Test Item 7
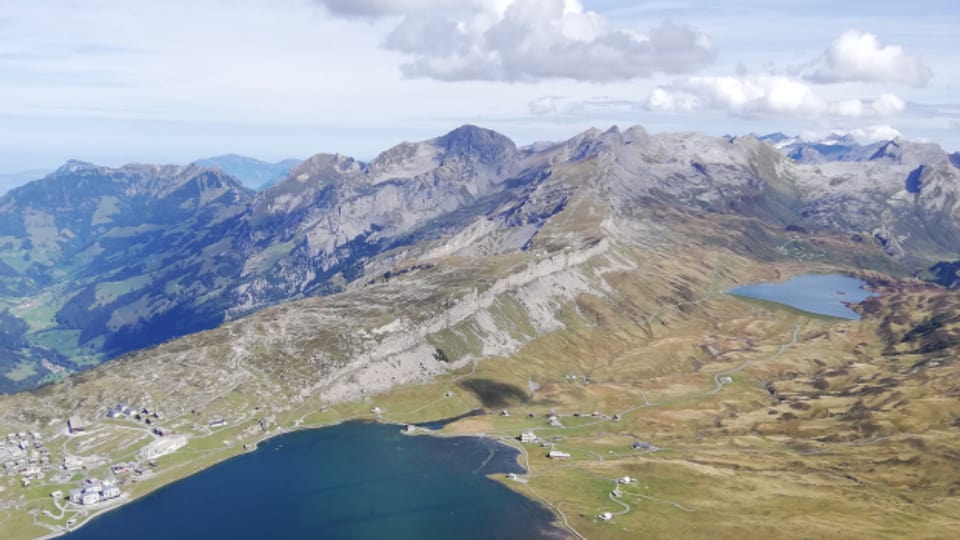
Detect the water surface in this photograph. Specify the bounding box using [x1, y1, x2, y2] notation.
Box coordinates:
[64, 421, 565, 540]
[729, 274, 877, 319]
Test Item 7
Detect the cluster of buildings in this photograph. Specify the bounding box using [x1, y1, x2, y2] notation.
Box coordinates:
[106, 403, 163, 426]
[66, 478, 122, 506]
[2, 432, 51, 486]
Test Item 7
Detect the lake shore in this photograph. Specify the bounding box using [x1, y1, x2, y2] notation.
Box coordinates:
[52, 418, 567, 540]
[41, 411, 570, 540]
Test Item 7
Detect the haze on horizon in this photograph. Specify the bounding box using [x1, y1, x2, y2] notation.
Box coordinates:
[1, 0, 957, 179]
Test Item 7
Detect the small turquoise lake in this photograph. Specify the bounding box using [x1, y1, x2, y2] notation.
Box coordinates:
[63, 421, 566, 540]
[729, 274, 877, 320]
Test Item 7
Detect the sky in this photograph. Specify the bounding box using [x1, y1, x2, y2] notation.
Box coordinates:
[1, 0, 958, 179]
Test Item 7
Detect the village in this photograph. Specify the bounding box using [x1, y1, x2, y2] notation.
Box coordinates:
[0, 397, 216, 535]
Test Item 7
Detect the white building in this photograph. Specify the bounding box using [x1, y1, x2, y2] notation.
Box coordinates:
[548, 450, 571, 460]
[68, 489, 83, 504]
[101, 485, 121, 500]
[519, 431, 537, 444]
[81, 491, 100, 505]
[138, 435, 188, 460]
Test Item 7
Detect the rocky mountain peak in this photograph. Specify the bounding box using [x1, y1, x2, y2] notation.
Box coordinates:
[869, 140, 903, 162]
[434, 124, 517, 164]
[288, 153, 363, 184]
[54, 160, 99, 175]
[622, 125, 650, 144]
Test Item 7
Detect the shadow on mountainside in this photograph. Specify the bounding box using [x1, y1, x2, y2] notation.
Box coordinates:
[458, 378, 530, 408]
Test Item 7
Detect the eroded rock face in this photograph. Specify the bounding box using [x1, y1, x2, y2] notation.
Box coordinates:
[2, 124, 958, 390]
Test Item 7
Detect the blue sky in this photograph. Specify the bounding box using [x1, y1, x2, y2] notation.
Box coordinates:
[1, 0, 957, 179]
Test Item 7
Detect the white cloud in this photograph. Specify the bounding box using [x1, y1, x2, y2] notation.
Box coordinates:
[320, 0, 714, 82]
[646, 88, 699, 112]
[646, 75, 906, 119]
[799, 125, 903, 144]
[529, 96, 561, 115]
[869, 93, 906, 116]
[851, 124, 903, 142]
[809, 30, 932, 88]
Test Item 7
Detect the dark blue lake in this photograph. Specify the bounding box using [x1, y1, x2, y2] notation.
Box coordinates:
[729, 274, 877, 320]
[64, 422, 566, 540]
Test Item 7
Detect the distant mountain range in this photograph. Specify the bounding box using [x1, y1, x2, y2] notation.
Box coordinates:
[0, 155, 300, 196]
[192, 154, 301, 190]
[1, 125, 959, 391]
[757, 132, 948, 165]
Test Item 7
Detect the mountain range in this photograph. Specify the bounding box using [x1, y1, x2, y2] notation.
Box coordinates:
[192, 154, 301, 190]
[1, 125, 958, 392]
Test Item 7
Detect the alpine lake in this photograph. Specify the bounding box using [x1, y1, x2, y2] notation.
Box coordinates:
[62, 421, 566, 540]
[728, 273, 877, 320]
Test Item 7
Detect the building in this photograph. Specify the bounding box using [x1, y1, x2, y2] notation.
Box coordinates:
[138, 435, 188, 460]
[67, 416, 88, 434]
[81, 491, 100, 505]
[68, 489, 83, 504]
[519, 431, 537, 444]
[597, 512, 613, 522]
[101, 485, 121, 500]
[209, 420, 228, 428]
[548, 450, 571, 460]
